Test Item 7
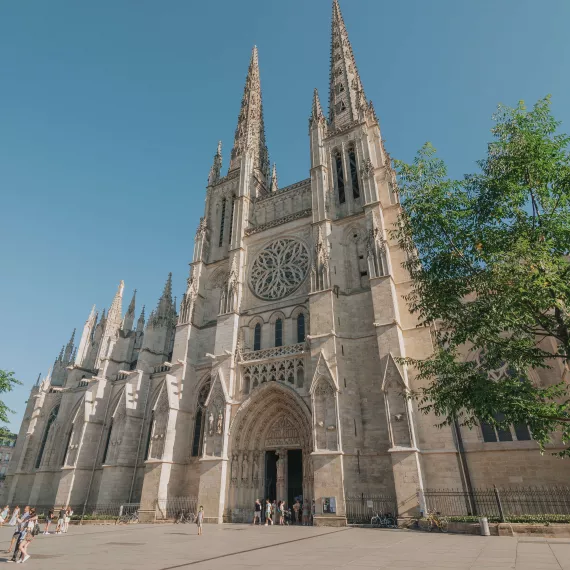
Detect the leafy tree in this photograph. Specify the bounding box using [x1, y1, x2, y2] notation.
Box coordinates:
[393, 96, 570, 456]
[0, 369, 22, 438]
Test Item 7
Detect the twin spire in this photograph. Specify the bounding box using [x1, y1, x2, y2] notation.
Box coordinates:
[210, 2, 371, 186]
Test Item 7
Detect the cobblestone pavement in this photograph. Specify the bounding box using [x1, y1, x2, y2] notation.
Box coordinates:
[1, 523, 569, 569]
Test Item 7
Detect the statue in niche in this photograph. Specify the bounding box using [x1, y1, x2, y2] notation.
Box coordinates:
[276, 452, 285, 481]
[208, 412, 214, 436]
[253, 454, 259, 479]
[230, 454, 238, 480]
[242, 454, 249, 479]
[216, 411, 223, 435]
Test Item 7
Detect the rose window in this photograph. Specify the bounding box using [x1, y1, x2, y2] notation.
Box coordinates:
[249, 238, 310, 300]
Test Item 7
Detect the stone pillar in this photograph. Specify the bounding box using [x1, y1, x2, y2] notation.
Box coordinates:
[276, 449, 287, 505]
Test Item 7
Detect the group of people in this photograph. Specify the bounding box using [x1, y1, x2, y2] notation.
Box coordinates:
[1, 505, 74, 563]
[253, 499, 311, 526]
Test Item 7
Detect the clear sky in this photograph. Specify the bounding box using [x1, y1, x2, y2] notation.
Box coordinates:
[1, 0, 569, 433]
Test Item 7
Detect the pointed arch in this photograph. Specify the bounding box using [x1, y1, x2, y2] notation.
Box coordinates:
[35, 404, 60, 468]
[191, 375, 211, 457]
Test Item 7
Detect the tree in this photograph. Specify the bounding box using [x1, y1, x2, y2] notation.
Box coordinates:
[0, 369, 22, 438]
[393, 96, 570, 456]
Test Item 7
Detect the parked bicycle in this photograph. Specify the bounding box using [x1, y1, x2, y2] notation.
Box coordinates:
[370, 512, 397, 528]
[174, 510, 196, 524]
[425, 511, 448, 533]
[117, 510, 139, 525]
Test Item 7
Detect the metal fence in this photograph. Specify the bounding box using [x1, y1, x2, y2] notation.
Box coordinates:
[154, 497, 198, 521]
[422, 486, 570, 520]
[23, 502, 140, 521]
[346, 495, 398, 524]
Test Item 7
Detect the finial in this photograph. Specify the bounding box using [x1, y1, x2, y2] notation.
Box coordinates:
[270, 163, 278, 193]
[208, 141, 223, 185]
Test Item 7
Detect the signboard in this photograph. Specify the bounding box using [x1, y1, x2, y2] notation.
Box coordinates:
[322, 497, 336, 514]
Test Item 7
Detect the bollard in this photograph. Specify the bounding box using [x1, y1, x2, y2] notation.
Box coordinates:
[479, 516, 490, 536]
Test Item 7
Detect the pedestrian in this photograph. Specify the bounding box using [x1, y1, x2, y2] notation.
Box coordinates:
[55, 505, 66, 534]
[8, 506, 20, 527]
[8, 506, 30, 561]
[252, 499, 261, 525]
[43, 508, 54, 534]
[293, 499, 300, 525]
[278, 501, 285, 525]
[196, 506, 204, 536]
[16, 508, 38, 563]
[63, 506, 73, 533]
[264, 499, 273, 526]
[0, 505, 10, 526]
[302, 501, 309, 526]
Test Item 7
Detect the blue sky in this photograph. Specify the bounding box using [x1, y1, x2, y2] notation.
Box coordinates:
[1, 0, 569, 432]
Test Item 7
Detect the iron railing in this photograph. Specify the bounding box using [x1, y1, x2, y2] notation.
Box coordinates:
[19, 502, 140, 521]
[154, 497, 198, 521]
[346, 494, 398, 524]
[422, 486, 570, 520]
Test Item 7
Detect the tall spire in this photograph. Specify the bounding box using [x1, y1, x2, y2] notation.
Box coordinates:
[329, 0, 368, 129]
[63, 328, 76, 363]
[270, 163, 278, 193]
[136, 305, 146, 332]
[208, 141, 223, 185]
[107, 280, 124, 329]
[228, 46, 270, 180]
[122, 289, 137, 331]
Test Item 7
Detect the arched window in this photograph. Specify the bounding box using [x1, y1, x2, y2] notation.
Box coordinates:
[102, 418, 113, 464]
[228, 195, 236, 244]
[254, 323, 261, 351]
[144, 411, 155, 460]
[334, 151, 345, 204]
[61, 428, 73, 466]
[348, 147, 360, 199]
[243, 375, 251, 395]
[218, 198, 226, 247]
[35, 405, 59, 468]
[191, 381, 210, 457]
[275, 319, 283, 347]
[297, 313, 306, 343]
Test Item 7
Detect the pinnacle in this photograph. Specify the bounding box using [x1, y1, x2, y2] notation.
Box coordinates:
[208, 141, 223, 185]
[270, 163, 278, 192]
[311, 88, 325, 122]
[127, 289, 137, 314]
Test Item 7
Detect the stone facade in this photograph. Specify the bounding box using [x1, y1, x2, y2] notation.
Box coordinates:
[2, 0, 567, 524]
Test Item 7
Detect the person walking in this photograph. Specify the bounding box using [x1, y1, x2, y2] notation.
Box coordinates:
[196, 506, 204, 536]
[292, 500, 301, 525]
[302, 501, 309, 526]
[252, 499, 261, 525]
[55, 506, 66, 534]
[63, 507, 73, 533]
[43, 508, 54, 534]
[0, 505, 10, 526]
[16, 508, 38, 563]
[8, 506, 30, 561]
[8, 506, 20, 527]
[264, 499, 273, 526]
[278, 501, 286, 526]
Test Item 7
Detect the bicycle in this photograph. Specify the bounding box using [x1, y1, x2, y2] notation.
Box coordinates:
[425, 511, 448, 533]
[370, 512, 397, 528]
[117, 510, 139, 525]
[174, 511, 196, 524]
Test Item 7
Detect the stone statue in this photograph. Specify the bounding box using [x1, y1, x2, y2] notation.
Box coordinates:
[253, 454, 259, 479]
[208, 412, 214, 436]
[242, 454, 249, 479]
[230, 454, 237, 479]
[276, 452, 285, 481]
[216, 411, 223, 435]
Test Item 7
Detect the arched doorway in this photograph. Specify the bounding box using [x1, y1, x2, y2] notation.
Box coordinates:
[227, 383, 313, 521]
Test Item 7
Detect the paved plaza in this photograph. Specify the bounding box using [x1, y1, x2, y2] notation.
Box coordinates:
[1, 523, 569, 570]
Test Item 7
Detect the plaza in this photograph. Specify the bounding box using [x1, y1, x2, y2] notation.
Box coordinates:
[1, 523, 569, 570]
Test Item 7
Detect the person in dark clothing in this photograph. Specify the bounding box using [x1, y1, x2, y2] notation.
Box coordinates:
[9, 506, 30, 562]
[252, 499, 262, 525]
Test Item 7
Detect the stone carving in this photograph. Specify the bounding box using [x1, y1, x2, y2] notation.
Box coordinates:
[244, 208, 312, 237]
[249, 238, 310, 301]
[240, 342, 307, 362]
[208, 412, 214, 436]
[266, 417, 300, 448]
[217, 412, 223, 435]
[242, 454, 249, 479]
[242, 356, 305, 393]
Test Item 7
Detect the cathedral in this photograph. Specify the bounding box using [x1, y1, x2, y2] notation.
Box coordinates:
[4, 1, 567, 525]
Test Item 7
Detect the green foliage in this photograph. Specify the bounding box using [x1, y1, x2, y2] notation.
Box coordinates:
[0, 370, 22, 437]
[393, 97, 570, 455]
[447, 515, 570, 524]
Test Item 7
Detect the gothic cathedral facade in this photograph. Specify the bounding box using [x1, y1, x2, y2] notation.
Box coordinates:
[4, 1, 567, 524]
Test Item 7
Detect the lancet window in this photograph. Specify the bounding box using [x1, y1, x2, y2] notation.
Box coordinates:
[297, 313, 306, 343]
[191, 380, 211, 457]
[228, 195, 236, 244]
[334, 151, 345, 204]
[275, 319, 283, 347]
[35, 405, 59, 469]
[61, 428, 73, 466]
[253, 323, 261, 351]
[219, 198, 227, 247]
[102, 418, 113, 464]
[348, 146, 360, 199]
[144, 410, 154, 460]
